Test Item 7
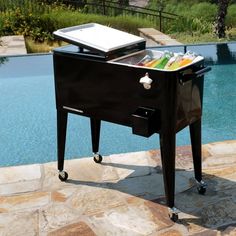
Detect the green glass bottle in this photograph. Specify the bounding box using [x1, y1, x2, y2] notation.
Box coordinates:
[154, 51, 173, 69]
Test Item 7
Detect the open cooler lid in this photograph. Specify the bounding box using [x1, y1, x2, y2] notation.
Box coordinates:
[53, 23, 146, 60]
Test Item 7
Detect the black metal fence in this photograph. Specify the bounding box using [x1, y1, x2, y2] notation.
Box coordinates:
[62, 0, 179, 32]
[0, 0, 179, 32]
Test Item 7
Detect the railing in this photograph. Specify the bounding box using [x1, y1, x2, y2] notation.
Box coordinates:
[62, 0, 179, 32]
[0, 0, 179, 32]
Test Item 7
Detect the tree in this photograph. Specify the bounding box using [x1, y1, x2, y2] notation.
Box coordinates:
[214, 0, 230, 38]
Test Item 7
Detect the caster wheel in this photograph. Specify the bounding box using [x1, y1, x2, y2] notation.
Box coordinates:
[170, 213, 178, 222]
[93, 154, 103, 163]
[58, 171, 68, 182]
[197, 186, 206, 195]
[196, 180, 206, 195]
[168, 207, 179, 222]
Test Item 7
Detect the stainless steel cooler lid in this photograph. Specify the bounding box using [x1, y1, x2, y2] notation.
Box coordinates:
[53, 23, 146, 55]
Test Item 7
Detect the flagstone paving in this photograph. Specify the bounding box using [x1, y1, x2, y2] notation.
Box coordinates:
[0, 140, 236, 235]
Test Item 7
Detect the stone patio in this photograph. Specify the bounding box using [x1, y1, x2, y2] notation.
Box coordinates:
[0, 140, 236, 235]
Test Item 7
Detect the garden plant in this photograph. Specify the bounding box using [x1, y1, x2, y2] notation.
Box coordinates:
[0, 0, 236, 52]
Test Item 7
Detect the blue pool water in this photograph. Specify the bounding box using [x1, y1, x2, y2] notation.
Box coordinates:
[0, 43, 236, 167]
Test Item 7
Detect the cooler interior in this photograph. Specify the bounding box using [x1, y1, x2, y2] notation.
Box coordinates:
[110, 49, 204, 71]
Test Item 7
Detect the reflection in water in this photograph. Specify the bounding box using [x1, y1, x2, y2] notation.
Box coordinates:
[0, 57, 8, 66]
[216, 43, 236, 64]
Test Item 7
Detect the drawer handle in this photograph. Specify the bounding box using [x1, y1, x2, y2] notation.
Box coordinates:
[139, 73, 152, 90]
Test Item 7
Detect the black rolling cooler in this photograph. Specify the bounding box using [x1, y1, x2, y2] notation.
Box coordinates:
[53, 23, 210, 221]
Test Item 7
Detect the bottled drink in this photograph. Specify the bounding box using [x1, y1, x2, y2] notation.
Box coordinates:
[178, 51, 196, 67]
[136, 55, 152, 66]
[166, 53, 184, 70]
[154, 51, 173, 69]
[144, 55, 162, 67]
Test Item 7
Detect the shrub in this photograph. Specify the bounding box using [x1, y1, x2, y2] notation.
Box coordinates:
[165, 15, 212, 35]
[0, 0, 235, 45]
[0, 3, 156, 43]
[41, 10, 156, 35]
[0, 8, 52, 41]
[226, 4, 236, 28]
[189, 3, 217, 22]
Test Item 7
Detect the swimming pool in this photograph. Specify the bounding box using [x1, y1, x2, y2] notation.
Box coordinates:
[0, 43, 236, 167]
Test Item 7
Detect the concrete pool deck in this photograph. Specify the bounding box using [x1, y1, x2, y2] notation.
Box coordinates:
[0, 140, 236, 235]
[0, 35, 27, 56]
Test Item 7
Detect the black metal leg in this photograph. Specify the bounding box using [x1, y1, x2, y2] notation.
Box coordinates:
[189, 119, 202, 182]
[159, 131, 176, 208]
[90, 118, 103, 163]
[57, 110, 68, 172]
[90, 118, 101, 153]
